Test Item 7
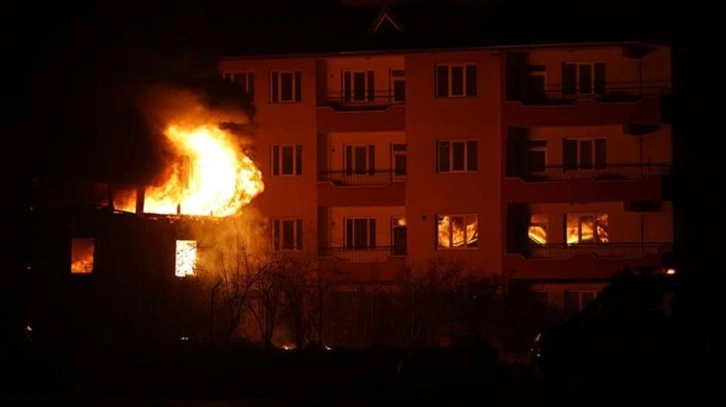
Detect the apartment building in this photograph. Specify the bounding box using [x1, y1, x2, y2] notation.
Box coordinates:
[218, 8, 674, 316]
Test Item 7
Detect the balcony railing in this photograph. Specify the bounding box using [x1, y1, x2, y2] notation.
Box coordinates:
[319, 170, 406, 186]
[512, 163, 671, 182]
[508, 81, 670, 106]
[317, 91, 404, 111]
[318, 246, 406, 262]
[518, 242, 672, 259]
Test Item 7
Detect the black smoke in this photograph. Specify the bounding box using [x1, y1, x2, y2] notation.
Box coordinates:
[30, 46, 255, 190]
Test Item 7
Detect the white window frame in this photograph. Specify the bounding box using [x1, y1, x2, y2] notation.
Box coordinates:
[436, 64, 477, 98]
[272, 218, 303, 251]
[271, 144, 302, 176]
[270, 70, 301, 103]
[342, 70, 375, 102]
[344, 217, 377, 249]
[437, 140, 478, 173]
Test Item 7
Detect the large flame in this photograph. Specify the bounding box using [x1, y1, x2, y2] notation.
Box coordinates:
[119, 124, 264, 217]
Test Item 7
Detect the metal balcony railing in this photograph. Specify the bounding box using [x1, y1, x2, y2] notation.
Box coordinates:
[319, 170, 406, 186]
[317, 91, 404, 111]
[508, 81, 671, 105]
[519, 242, 672, 259]
[318, 246, 406, 262]
[514, 163, 671, 182]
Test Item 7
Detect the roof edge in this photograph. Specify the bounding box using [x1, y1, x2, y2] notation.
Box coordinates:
[218, 40, 669, 61]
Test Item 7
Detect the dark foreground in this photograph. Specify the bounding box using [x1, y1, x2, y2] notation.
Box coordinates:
[2, 344, 715, 406]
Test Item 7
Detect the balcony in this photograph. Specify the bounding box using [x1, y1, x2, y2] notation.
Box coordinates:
[504, 242, 673, 280]
[318, 246, 407, 282]
[318, 170, 406, 206]
[504, 163, 671, 203]
[316, 91, 406, 132]
[318, 246, 406, 262]
[504, 82, 670, 127]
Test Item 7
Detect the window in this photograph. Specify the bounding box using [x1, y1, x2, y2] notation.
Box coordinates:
[528, 214, 548, 245]
[565, 289, 598, 316]
[270, 71, 302, 103]
[71, 238, 95, 274]
[175, 240, 197, 278]
[435, 64, 477, 98]
[344, 145, 375, 175]
[272, 145, 303, 176]
[391, 69, 405, 103]
[562, 63, 606, 96]
[392, 144, 407, 178]
[437, 140, 478, 173]
[392, 217, 407, 255]
[563, 138, 606, 170]
[566, 213, 609, 245]
[527, 140, 547, 173]
[272, 219, 303, 251]
[223, 71, 255, 101]
[437, 214, 478, 249]
[343, 70, 375, 102]
[525, 65, 547, 100]
[345, 218, 376, 249]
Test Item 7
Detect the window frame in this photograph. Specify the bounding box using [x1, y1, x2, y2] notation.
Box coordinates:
[344, 217, 377, 250]
[436, 213, 479, 250]
[565, 213, 609, 245]
[272, 218, 304, 251]
[222, 71, 255, 101]
[563, 138, 607, 170]
[271, 144, 303, 176]
[435, 64, 478, 98]
[437, 140, 478, 173]
[562, 62, 607, 96]
[270, 70, 302, 103]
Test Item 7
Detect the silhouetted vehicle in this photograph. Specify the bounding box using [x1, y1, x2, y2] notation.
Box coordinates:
[530, 267, 681, 387]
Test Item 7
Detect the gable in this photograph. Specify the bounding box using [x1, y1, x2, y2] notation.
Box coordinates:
[369, 7, 404, 33]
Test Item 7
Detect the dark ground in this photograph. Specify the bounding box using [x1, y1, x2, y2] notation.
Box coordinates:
[2, 344, 716, 406]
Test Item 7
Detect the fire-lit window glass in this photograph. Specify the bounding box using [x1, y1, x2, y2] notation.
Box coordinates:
[222, 71, 255, 101]
[528, 214, 548, 245]
[436, 214, 478, 249]
[71, 238, 95, 274]
[435, 64, 477, 98]
[272, 219, 303, 251]
[272, 145, 303, 176]
[175, 240, 198, 278]
[565, 213, 608, 245]
[437, 140, 478, 173]
[270, 70, 302, 103]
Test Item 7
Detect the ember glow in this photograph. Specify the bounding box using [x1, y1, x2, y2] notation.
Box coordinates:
[119, 124, 264, 217]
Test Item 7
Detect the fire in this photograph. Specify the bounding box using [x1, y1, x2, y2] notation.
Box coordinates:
[71, 238, 95, 274]
[119, 124, 264, 217]
[175, 240, 197, 277]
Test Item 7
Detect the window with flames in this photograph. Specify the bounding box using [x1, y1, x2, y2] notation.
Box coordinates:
[436, 215, 479, 249]
[175, 240, 198, 277]
[71, 238, 95, 274]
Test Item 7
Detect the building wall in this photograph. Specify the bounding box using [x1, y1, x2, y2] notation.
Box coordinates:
[404, 50, 502, 272]
[218, 57, 319, 253]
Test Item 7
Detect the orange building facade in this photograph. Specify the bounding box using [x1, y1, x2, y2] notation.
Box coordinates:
[218, 42, 673, 315]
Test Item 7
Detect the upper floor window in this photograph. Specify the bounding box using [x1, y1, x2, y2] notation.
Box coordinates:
[345, 218, 376, 249]
[270, 71, 302, 103]
[566, 213, 609, 245]
[562, 63, 606, 96]
[563, 138, 606, 170]
[527, 140, 547, 173]
[436, 64, 477, 98]
[392, 144, 407, 178]
[344, 145, 375, 175]
[437, 140, 478, 173]
[272, 145, 303, 176]
[272, 219, 303, 251]
[223, 71, 255, 101]
[436, 214, 479, 249]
